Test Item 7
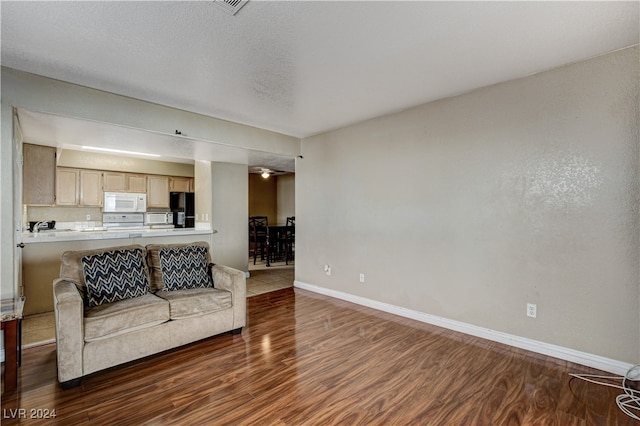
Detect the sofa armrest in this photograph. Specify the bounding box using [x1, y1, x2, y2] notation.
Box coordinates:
[53, 278, 85, 383]
[211, 264, 246, 330]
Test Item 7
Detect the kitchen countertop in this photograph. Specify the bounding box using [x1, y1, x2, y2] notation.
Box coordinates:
[22, 227, 216, 244]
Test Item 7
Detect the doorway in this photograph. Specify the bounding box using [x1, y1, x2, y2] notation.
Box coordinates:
[247, 171, 295, 296]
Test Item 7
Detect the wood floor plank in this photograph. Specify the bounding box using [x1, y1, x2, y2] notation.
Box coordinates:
[2, 286, 637, 425]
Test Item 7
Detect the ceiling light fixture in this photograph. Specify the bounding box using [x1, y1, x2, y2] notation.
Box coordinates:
[81, 146, 161, 157]
[261, 170, 270, 179]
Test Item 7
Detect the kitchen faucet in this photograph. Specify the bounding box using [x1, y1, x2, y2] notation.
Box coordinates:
[33, 221, 45, 233]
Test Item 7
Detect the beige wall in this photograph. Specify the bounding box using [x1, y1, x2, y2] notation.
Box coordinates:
[277, 174, 295, 225]
[297, 46, 639, 363]
[58, 149, 195, 177]
[27, 206, 102, 223]
[249, 173, 277, 224]
[248, 173, 295, 225]
[194, 160, 213, 227]
[211, 162, 248, 271]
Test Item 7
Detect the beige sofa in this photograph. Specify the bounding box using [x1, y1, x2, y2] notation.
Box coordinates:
[53, 241, 246, 389]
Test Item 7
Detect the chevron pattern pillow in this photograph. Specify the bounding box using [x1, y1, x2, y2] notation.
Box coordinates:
[158, 245, 213, 291]
[81, 248, 150, 307]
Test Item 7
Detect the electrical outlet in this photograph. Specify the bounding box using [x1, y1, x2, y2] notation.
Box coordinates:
[526, 303, 537, 318]
[359, 273, 365, 283]
[86, 214, 91, 221]
[324, 265, 331, 276]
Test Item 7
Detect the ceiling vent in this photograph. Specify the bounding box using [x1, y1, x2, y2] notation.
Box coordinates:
[212, 0, 248, 16]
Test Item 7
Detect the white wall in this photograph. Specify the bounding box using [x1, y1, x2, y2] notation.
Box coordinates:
[297, 46, 639, 364]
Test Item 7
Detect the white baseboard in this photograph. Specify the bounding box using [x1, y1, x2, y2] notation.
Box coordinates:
[294, 280, 633, 376]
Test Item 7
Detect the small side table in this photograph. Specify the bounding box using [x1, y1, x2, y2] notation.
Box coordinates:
[1, 297, 25, 393]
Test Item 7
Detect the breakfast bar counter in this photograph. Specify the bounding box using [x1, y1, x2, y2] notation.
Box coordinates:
[22, 226, 214, 244]
[20, 227, 216, 315]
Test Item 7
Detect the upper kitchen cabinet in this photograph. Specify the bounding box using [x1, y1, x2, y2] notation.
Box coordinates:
[23, 143, 56, 205]
[127, 174, 147, 193]
[103, 172, 126, 192]
[79, 170, 103, 207]
[169, 176, 194, 193]
[103, 172, 147, 193]
[147, 175, 170, 208]
[56, 168, 79, 206]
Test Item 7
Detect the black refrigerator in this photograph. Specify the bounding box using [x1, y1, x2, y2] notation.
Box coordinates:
[170, 192, 195, 228]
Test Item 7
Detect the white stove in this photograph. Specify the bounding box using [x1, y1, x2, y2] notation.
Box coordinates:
[102, 213, 149, 230]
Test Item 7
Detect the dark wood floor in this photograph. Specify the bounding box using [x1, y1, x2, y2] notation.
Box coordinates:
[2, 287, 636, 425]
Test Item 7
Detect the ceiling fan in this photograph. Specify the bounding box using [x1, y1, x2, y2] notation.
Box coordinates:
[250, 166, 286, 179]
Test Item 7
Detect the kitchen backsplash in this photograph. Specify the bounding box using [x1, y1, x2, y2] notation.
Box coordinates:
[26, 205, 102, 224]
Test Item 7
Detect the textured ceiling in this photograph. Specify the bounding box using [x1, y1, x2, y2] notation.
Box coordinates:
[2, 1, 639, 140]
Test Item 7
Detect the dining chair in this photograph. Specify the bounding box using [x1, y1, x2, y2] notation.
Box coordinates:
[249, 216, 269, 265]
[283, 216, 295, 265]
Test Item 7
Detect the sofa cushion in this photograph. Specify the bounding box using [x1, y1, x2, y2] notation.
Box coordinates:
[154, 287, 232, 319]
[84, 293, 170, 342]
[60, 244, 148, 299]
[158, 245, 213, 291]
[146, 241, 212, 292]
[81, 248, 150, 307]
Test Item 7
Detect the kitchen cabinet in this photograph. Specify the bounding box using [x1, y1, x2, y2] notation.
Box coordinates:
[23, 143, 56, 205]
[147, 175, 170, 208]
[56, 168, 79, 206]
[103, 172, 146, 193]
[103, 172, 126, 192]
[170, 176, 193, 193]
[127, 174, 147, 193]
[79, 169, 103, 206]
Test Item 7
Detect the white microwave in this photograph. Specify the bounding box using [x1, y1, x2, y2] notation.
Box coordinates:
[145, 212, 173, 226]
[103, 192, 147, 213]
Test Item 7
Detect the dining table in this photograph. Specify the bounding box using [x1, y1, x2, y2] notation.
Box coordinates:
[265, 224, 288, 266]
